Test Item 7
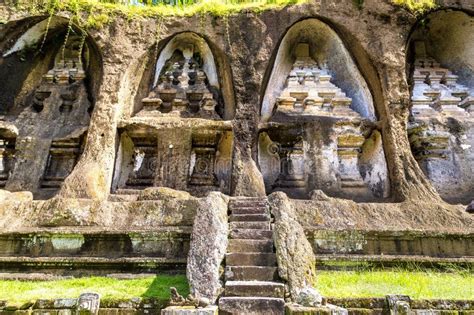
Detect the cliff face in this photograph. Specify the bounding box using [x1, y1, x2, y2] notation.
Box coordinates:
[0, 0, 472, 232]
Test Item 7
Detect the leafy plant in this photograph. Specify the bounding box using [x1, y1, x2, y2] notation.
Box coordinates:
[353, 0, 363, 10]
[391, 0, 437, 15]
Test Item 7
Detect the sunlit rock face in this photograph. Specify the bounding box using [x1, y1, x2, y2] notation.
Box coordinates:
[259, 21, 390, 202]
[112, 32, 234, 198]
[407, 14, 474, 205]
[0, 19, 100, 200]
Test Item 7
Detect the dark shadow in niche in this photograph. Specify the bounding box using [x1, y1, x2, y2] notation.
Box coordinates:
[0, 16, 104, 200]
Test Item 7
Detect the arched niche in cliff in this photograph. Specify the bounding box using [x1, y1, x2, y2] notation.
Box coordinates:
[258, 18, 389, 201]
[0, 16, 103, 199]
[406, 10, 474, 205]
[132, 32, 235, 120]
[261, 18, 376, 122]
[112, 32, 234, 198]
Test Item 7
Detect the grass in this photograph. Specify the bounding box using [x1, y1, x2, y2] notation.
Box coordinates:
[0, 274, 189, 306]
[317, 269, 474, 300]
[1, 269, 473, 305]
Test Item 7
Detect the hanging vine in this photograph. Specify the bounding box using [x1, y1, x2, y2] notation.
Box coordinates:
[199, 12, 205, 35]
[77, 28, 88, 66]
[38, 14, 53, 54]
[60, 17, 74, 65]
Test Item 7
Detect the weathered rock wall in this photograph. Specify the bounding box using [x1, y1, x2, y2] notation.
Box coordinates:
[0, 0, 472, 230]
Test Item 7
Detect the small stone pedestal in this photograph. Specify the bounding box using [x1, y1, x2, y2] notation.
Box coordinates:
[160, 305, 218, 315]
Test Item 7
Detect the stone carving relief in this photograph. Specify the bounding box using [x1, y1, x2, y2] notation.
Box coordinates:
[138, 44, 220, 119]
[188, 131, 221, 187]
[112, 34, 233, 198]
[76, 292, 100, 315]
[408, 41, 473, 204]
[112, 128, 230, 197]
[1, 34, 93, 199]
[259, 43, 389, 200]
[0, 126, 17, 188]
[272, 43, 355, 117]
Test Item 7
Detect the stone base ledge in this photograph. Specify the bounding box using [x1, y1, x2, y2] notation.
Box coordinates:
[161, 305, 218, 315]
[285, 303, 348, 315]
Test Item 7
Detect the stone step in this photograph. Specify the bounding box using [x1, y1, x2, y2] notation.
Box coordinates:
[225, 281, 285, 298]
[226, 253, 277, 266]
[108, 194, 139, 202]
[228, 239, 274, 253]
[230, 197, 267, 201]
[229, 200, 267, 208]
[115, 189, 142, 195]
[230, 221, 270, 230]
[218, 297, 285, 315]
[229, 206, 268, 215]
[230, 229, 273, 240]
[229, 198, 267, 206]
[225, 266, 279, 281]
[229, 214, 270, 222]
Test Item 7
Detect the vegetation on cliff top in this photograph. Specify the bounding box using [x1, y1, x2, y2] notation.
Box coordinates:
[15, 0, 306, 20]
[13, 0, 436, 22]
[392, 0, 436, 14]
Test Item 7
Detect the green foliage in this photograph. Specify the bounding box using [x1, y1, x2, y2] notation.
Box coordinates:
[391, 0, 437, 15]
[0, 274, 189, 306]
[353, 0, 363, 10]
[86, 13, 111, 29]
[16, 0, 308, 22]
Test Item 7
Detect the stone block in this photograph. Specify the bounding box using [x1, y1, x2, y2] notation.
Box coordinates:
[225, 280, 285, 298]
[160, 305, 218, 315]
[225, 253, 277, 266]
[285, 303, 348, 315]
[77, 293, 100, 315]
[218, 297, 284, 315]
[229, 214, 270, 222]
[229, 229, 273, 240]
[33, 310, 59, 315]
[230, 221, 270, 230]
[228, 239, 274, 253]
[225, 266, 278, 281]
[53, 299, 77, 309]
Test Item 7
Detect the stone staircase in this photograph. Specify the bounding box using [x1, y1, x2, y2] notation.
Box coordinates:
[219, 197, 285, 315]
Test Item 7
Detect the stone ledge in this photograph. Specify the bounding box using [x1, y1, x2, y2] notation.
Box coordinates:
[161, 305, 218, 315]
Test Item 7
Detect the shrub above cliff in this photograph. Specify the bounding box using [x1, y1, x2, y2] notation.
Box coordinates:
[391, 0, 437, 15]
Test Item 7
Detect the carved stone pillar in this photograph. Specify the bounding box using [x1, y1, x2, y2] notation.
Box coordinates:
[155, 129, 192, 190]
[267, 127, 307, 195]
[336, 133, 366, 191]
[125, 137, 158, 189]
[41, 137, 83, 190]
[0, 137, 15, 188]
[188, 131, 221, 187]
